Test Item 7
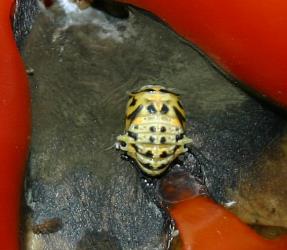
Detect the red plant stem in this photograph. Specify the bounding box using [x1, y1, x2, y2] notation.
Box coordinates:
[118, 0, 287, 108]
[0, 0, 31, 249]
[170, 197, 287, 250]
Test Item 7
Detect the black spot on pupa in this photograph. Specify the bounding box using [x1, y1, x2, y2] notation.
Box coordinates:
[176, 133, 184, 142]
[173, 145, 180, 154]
[142, 163, 154, 170]
[147, 104, 157, 114]
[145, 151, 153, 158]
[134, 125, 138, 129]
[149, 136, 155, 143]
[173, 107, 186, 127]
[129, 97, 137, 106]
[150, 126, 156, 132]
[120, 141, 127, 147]
[160, 137, 166, 144]
[128, 131, 138, 141]
[160, 151, 168, 158]
[160, 104, 169, 114]
[126, 105, 143, 124]
[159, 88, 179, 96]
[160, 126, 166, 132]
[131, 144, 139, 152]
[177, 100, 184, 109]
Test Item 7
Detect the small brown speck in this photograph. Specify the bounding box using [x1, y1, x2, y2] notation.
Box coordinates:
[32, 218, 63, 235]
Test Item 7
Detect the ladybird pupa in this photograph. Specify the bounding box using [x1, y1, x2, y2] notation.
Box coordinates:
[116, 85, 192, 176]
